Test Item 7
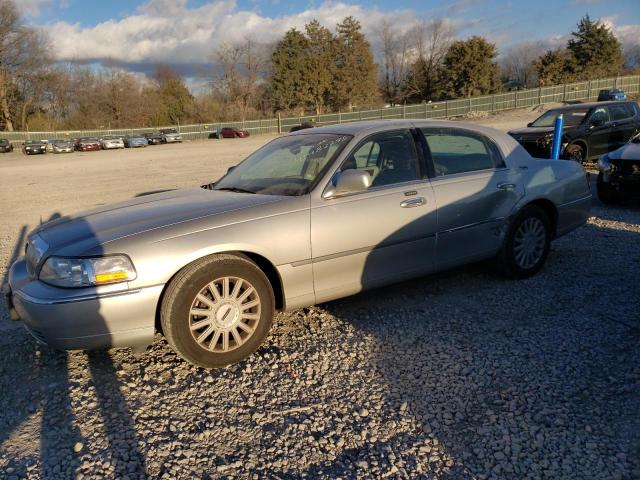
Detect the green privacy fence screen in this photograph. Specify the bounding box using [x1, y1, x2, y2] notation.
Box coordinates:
[4, 74, 638, 144]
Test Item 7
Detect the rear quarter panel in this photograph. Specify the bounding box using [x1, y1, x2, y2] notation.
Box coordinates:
[518, 158, 591, 236]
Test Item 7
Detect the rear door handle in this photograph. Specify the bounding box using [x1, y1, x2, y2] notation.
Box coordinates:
[497, 182, 516, 190]
[400, 197, 426, 208]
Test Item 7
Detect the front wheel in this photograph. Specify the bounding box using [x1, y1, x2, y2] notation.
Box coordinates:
[564, 144, 585, 163]
[160, 254, 275, 368]
[498, 205, 551, 279]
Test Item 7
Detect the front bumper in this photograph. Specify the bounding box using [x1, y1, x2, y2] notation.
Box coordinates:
[601, 172, 640, 197]
[7, 258, 161, 350]
[164, 136, 182, 143]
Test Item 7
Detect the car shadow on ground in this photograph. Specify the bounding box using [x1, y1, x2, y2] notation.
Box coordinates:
[0, 215, 148, 478]
[263, 211, 639, 477]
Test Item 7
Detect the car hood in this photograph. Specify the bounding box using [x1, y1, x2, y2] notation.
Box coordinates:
[608, 142, 640, 161]
[33, 188, 285, 256]
[508, 126, 576, 138]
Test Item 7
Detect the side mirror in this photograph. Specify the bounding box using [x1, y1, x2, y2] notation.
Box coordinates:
[590, 117, 605, 128]
[323, 169, 372, 198]
[527, 122, 533, 127]
[226, 165, 236, 175]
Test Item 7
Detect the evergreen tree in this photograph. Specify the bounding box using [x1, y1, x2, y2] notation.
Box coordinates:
[304, 20, 334, 114]
[331, 16, 378, 110]
[440, 36, 500, 98]
[568, 15, 624, 78]
[269, 29, 310, 112]
[535, 49, 576, 86]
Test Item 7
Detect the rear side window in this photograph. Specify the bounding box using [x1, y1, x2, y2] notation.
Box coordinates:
[609, 104, 633, 121]
[421, 128, 502, 176]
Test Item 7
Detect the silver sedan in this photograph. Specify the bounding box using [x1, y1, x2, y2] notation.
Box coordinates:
[6, 120, 592, 368]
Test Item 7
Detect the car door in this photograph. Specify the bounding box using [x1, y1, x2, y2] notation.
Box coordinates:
[608, 104, 638, 150]
[419, 127, 525, 271]
[585, 106, 613, 157]
[310, 129, 437, 304]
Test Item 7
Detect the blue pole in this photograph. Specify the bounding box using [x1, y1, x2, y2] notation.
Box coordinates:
[551, 113, 564, 159]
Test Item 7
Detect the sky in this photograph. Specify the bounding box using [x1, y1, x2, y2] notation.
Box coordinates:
[19, 0, 640, 84]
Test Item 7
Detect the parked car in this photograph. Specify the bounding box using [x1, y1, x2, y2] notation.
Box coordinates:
[21, 140, 47, 155]
[208, 130, 220, 139]
[159, 128, 182, 143]
[220, 127, 250, 138]
[143, 132, 166, 145]
[0, 139, 13, 153]
[508, 101, 640, 163]
[76, 138, 101, 152]
[100, 135, 125, 150]
[598, 88, 626, 101]
[45, 139, 58, 153]
[597, 131, 640, 203]
[5, 120, 591, 368]
[51, 139, 75, 154]
[123, 135, 148, 148]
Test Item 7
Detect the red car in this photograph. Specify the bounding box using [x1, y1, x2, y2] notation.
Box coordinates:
[76, 137, 102, 151]
[220, 127, 250, 138]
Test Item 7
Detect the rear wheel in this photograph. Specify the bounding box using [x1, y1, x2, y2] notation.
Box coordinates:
[160, 254, 274, 368]
[498, 205, 551, 279]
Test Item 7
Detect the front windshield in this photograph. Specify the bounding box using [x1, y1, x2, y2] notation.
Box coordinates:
[214, 133, 352, 196]
[0, 140, 8, 145]
[531, 108, 589, 127]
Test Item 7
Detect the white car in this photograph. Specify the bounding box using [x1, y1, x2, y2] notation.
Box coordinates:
[100, 135, 125, 149]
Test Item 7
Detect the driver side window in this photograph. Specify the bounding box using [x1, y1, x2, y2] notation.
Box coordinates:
[341, 130, 419, 188]
[589, 107, 610, 125]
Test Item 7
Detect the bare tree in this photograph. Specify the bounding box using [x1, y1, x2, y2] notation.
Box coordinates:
[0, 0, 50, 131]
[377, 20, 411, 105]
[403, 19, 454, 102]
[501, 42, 546, 87]
[214, 38, 270, 121]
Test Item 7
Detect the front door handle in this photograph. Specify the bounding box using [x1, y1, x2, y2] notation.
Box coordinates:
[400, 197, 426, 208]
[497, 182, 516, 190]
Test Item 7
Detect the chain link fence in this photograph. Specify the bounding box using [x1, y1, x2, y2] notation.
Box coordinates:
[3, 74, 639, 145]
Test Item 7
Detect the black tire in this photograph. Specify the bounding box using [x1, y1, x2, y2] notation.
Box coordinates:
[564, 143, 586, 163]
[160, 254, 275, 369]
[498, 205, 552, 279]
[596, 172, 619, 205]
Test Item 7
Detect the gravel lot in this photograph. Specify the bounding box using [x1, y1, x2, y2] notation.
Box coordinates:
[1, 110, 639, 479]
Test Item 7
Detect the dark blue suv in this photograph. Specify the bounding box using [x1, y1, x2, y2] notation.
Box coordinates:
[598, 89, 626, 101]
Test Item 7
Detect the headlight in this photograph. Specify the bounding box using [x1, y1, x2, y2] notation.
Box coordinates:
[39, 255, 136, 288]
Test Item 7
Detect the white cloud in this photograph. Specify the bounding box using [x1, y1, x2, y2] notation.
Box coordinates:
[43, 0, 418, 67]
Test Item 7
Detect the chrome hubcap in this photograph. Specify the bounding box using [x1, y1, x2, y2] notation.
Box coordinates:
[513, 217, 546, 270]
[188, 277, 261, 353]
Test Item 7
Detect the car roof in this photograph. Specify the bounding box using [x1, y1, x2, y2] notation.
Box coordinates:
[288, 119, 506, 138]
[550, 100, 633, 112]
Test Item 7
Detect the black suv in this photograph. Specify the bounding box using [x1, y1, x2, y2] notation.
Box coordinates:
[508, 101, 640, 163]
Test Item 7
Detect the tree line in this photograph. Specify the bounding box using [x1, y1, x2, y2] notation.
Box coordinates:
[0, 0, 634, 132]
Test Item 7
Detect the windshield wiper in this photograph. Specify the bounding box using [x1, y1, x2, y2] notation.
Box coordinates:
[216, 187, 256, 194]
